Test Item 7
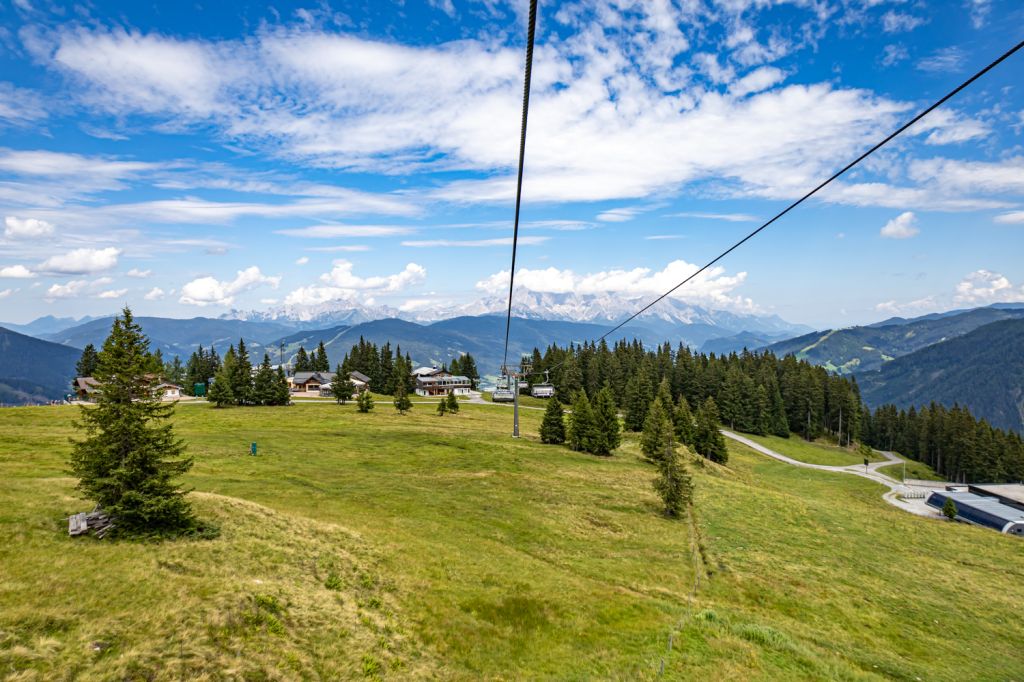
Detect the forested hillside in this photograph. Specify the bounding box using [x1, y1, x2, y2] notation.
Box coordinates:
[521, 339, 1024, 483]
[858, 319, 1024, 433]
[763, 305, 1024, 374]
[0, 327, 80, 403]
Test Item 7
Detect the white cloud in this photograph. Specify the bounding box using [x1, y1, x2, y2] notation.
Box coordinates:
[4, 216, 54, 238]
[0, 264, 35, 278]
[45, 279, 88, 299]
[597, 207, 642, 222]
[475, 259, 754, 311]
[294, 256, 309, 265]
[0, 288, 13, 299]
[282, 261, 426, 306]
[400, 237, 548, 248]
[874, 296, 938, 316]
[968, 0, 992, 28]
[994, 211, 1024, 224]
[125, 268, 152, 278]
[880, 212, 919, 239]
[917, 47, 965, 73]
[880, 44, 908, 68]
[259, 298, 279, 305]
[144, 286, 166, 300]
[96, 288, 128, 299]
[0, 82, 48, 125]
[306, 245, 371, 252]
[729, 66, 786, 98]
[179, 266, 281, 306]
[38, 247, 121, 274]
[667, 212, 757, 222]
[954, 270, 1024, 304]
[881, 12, 926, 33]
[276, 225, 413, 238]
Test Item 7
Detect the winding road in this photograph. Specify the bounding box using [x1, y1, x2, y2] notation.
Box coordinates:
[720, 429, 944, 518]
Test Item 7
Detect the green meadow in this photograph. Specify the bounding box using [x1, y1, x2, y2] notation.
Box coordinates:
[1, 401, 1022, 680]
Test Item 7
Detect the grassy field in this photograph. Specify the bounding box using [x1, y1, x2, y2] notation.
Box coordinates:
[877, 455, 946, 481]
[740, 432, 885, 466]
[1, 402, 1023, 680]
[480, 391, 550, 409]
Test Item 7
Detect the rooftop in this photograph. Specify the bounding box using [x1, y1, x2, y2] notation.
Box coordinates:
[969, 484, 1024, 507]
[929, 491, 1024, 524]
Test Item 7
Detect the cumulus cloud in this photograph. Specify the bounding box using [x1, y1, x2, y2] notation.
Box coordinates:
[144, 286, 166, 300]
[0, 264, 35, 278]
[475, 260, 754, 312]
[125, 268, 152, 278]
[295, 256, 309, 265]
[45, 279, 89, 299]
[179, 266, 281, 306]
[38, 247, 121, 274]
[282, 261, 426, 306]
[96, 288, 128, 299]
[0, 288, 13, 299]
[994, 211, 1024, 224]
[881, 12, 926, 33]
[880, 212, 919, 239]
[954, 270, 1024, 304]
[874, 296, 938, 316]
[4, 216, 54, 238]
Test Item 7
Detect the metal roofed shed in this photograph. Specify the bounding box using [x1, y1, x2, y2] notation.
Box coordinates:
[926, 490, 1024, 536]
[967, 484, 1024, 512]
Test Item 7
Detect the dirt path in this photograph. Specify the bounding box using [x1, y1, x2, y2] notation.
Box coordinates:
[720, 429, 944, 518]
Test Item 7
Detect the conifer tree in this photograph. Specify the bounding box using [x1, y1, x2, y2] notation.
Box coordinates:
[567, 392, 598, 453]
[76, 343, 100, 377]
[592, 385, 621, 455]
[641, 397, 673, 463]
[460, 353, 480, 389]
[356, 389, 374, 413]
[69, 307, 198, 536]
[273, 367, 291, 406]
[753, 384, 771, 436]
[540, 397, 566, 444]
[230, 339, 254, 406]
[942, 496, 958, 520]
[332, 364, 354, 405]
[314, 341, 330, 372]
[164, 356, 186, 386]
[436, 396, 447, 416]
[560, 354, 584, 404]
[253, 353, 278, 405]
[208, 348, 236, 407]
[446, 390, 459, 414]
[394, 379, 412, 414]
[674, 396, 695, 446]
[694, 397, 728, 463]
[770, 381, 790, 437]
[653, 439, 693, 518]
[294, 346, 311, 372]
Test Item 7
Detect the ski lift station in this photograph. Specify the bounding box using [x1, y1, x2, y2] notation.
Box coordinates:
[926, 487, 1024, 536]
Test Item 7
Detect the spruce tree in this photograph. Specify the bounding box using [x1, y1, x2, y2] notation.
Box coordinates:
[567, 392, 597, 453]
[332, 364, 354, 405]
[753, 384, 771, 436]
[446, 390, 460, 414]
[942, 497, 958, 520]
[315, 341, 330, 372]
[640, 397, 674, 463]
[770, 382, 790, 437]
[653, 439, 693, 518]
[231, 339, 254, 405]
[694, 397, 729, 463]
[208, 348, 236, 407]
[76, 343, 100, 377]
[69, 307, 198, 537]
[394, 380, 412, 414]
[674, 396, 695, 446]
[592, 385, 621, 456]
[294, 346, 310, 372]
[253, 353, 278, 405]
[460, 353, 480, 389]
[357, 389, 374, 413]
[540, 397, 566, 444]
[436, 396, 447, 416]
[273, 367, 291, 406]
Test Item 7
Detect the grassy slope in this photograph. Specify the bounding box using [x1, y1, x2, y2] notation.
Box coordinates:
[876, 455, 946, 482]
[0, 403, 1022, 680]
[739, 433, 884, 466]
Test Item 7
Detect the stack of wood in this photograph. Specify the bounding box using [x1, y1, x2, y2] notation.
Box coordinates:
[68, 508, 114, 538]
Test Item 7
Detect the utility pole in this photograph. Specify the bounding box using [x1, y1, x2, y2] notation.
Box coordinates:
[505, 354, 532, 439]
[278, 342, 285, 369]
[838, 406, 842, 448]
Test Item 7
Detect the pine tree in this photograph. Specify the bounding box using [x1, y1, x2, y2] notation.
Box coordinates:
[436, 396, 447, 416]
[69, 307, 199, 537]
[76, 343, 100, 377]
[770, 381, 790, 437]
[356, 389, 374, 413]
[164, 356, 186, 386]
[942, 497, 958, 520]
[753, 384, 771, 436]
[446, 390, 459, 414]
[674, 396, 695, 446]
[592, 385, 621, 456]
[540, 397, 566, 444]
[253, 353, 278, 405]
[653, 439, 693, 518]
[231, 339, 254, 406]
[273, 367, 291, 406]
[694, 397, 728, 463]
[460, 353, 480, 389]
[560, 354, 584, 404]
[332, 364, 354, 405]
[294, 346, 310, 372]
[567, 392, 598, 453]
[641, 397, 674, 463]
[208, 348, 236, 407]
[314, 341, 330, 372]
[394, 380, 412, 414]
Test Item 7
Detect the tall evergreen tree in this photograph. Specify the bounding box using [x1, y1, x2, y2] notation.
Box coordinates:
[294, 346, 311, 372]
[446, 390, 460, 414]
[640, 397, 674, 463]
[653, 438, 693, 518]
[436, 396, 447, 416]
[540, 397, 566, 444]
[567, 392, 598, 453]
[356, 389, 374, 413]
[253, 353, 279, 405]
[230, 339, 254, 406]
[674, 396, 695, 447]
[208, 347, 237, 407]
[273, 367, 291, 406]
[332, 364, 354, 405]
[76, 343, 100, 377]
[460, 353, 480, 389]
[592, 384, 621, 456]
[69, 308, 198, 537]
[394, 379, 412, 414]
[694, 397, 728, 463]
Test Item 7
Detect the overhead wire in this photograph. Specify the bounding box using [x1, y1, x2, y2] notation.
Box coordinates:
[501, 0, 539, 373]
[524, 37, 1024, 378]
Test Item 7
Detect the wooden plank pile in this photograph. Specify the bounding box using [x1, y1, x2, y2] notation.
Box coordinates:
[68, 508, 114, 538]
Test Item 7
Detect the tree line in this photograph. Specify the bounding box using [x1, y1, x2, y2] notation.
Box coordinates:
[338, 336, 480, 394]
[207, 339, 291, 407]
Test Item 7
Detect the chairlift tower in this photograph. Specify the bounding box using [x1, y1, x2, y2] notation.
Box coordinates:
[502, 355, 533, 438]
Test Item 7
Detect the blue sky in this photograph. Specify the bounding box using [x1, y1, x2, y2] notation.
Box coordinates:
[0, 0, 1022, 327]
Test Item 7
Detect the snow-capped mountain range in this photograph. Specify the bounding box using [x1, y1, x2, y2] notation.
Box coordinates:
[221, 291, 812, 338]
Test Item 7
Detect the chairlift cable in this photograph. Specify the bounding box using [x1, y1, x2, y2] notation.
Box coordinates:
[501, 0, 540, 374]
[525, 37, 1024, 378]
